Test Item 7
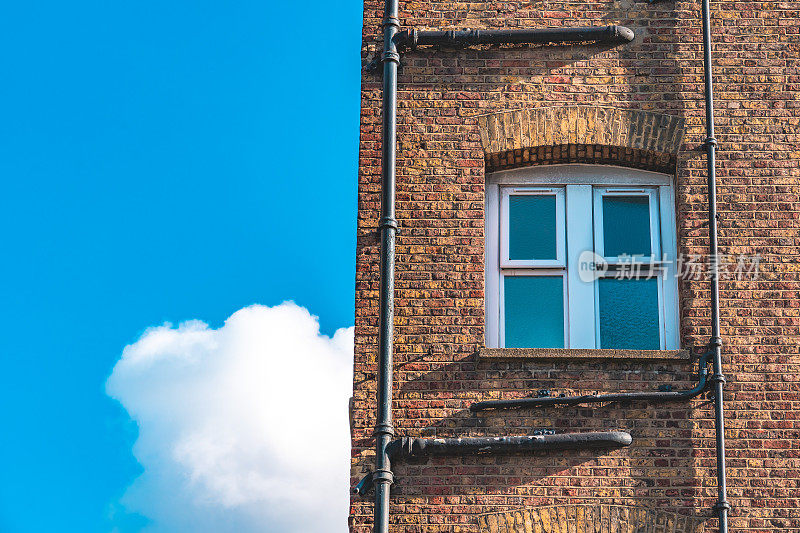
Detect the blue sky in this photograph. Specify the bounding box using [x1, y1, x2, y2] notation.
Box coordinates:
[0, 2, 362, 531]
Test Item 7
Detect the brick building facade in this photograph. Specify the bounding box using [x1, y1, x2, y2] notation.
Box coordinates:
[350, 1, 799, 531]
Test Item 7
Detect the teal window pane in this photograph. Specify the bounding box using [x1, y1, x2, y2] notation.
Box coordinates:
[598, 278, 660, 349]
[602, 196, 652, 257]
[509, 195, 557, 260]
[504, 276, 564, 348]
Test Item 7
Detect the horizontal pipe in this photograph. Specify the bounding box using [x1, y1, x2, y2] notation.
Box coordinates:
[470, 352, 712, 412]
[353, 431, 631, 496]
[386, 431, 632, 460]
[395, 25, 635, 50]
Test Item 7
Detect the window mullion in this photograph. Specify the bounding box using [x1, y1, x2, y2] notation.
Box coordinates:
[565, 184, 596, 348]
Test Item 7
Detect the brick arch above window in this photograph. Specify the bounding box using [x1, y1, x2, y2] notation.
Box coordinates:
[476, 107, 685, 173]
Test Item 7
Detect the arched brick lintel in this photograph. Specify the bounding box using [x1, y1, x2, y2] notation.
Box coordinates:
[476, 107, 686, 159]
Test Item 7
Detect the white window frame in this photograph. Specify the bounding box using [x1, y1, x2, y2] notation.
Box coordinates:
[593, 187, 661, 262]
[500, 186, 566, 268]
[592, 186, 666, 349]
[593, 270, 668, 350]
[485, 164, 680, 350]
[499, 269, 568, 349]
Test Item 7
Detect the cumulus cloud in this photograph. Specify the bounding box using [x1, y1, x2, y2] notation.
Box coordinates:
[107, 302, 354, 532]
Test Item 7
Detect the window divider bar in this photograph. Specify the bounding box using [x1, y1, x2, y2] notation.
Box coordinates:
[565, 184, 596, 349]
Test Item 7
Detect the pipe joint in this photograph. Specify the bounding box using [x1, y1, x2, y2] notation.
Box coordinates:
[373, 422, 396, 438]
[713, 500, 732, 512]
[395, 28, 417, 49]
[440, 29, 482, 47]
[386, 436, 414, 459]
[708, 336, 723, 349]
[709, 373, 727, 385]
[381, 50, 400, 64]
[704, 136, 718, 149]
[379, 217, 399, 232]
[381, 16, 400, 28]
[371, 468, 394, 486]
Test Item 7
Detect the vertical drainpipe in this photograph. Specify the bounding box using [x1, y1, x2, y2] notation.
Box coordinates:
[372, 0, 399, 530]
[700, 0, 730, 531]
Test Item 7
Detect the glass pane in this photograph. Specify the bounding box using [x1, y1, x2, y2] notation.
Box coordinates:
[509, 194, 557, 260]
[504, 276, 564, 348]
[598, 278, 660, 349]
[602, 195, 652, 257]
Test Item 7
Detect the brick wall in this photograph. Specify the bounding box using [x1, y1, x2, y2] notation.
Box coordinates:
[351, 1, 800, 531]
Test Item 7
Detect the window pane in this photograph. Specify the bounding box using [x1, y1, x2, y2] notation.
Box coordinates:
[602, 196, 651, 257]
[509, 195, 557, 260]
[504, 276, 564, 348]
[598, 278, 660, 349]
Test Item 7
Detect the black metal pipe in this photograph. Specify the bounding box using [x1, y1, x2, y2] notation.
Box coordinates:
[700, 0, 730, 529]
[371, 0, 400, 530]
[470, 351, 713, 411]
[395, 25, 634, 50]
[354, 431, 633, 497]
[387, 431, 632, 460]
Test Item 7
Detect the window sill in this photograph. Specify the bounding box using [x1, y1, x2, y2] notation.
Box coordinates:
[479, 347, 690, 361]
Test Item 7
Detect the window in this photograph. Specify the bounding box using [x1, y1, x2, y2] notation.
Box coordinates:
[485, 164, 679, 350]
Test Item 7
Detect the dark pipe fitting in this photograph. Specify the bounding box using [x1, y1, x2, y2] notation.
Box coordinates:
[381, 15, 400, 27]
[381, 50, 400, 64]
[470, 352, 713, 412]
[713, 500, 732, 512]
[395, 25, 635, 50]
[378, 217, 398, 232]
[386, 431, 632, 461]
[353, 471, 374, 496]
[607, 25, 635, 43]
[709, 372, 727, 385]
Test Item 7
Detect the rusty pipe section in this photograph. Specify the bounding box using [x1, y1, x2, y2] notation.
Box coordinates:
[395, 25, 634, 50]
[386, 431, 632, 459]
[354, 431, 633, 496]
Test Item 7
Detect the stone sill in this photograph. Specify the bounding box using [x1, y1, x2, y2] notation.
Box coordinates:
[479, 347, 691, 361]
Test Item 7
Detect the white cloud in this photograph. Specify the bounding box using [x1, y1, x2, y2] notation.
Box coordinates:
[107, 302, 354, 532]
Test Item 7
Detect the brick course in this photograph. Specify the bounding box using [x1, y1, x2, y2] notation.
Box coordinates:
[351, 1, 800, 531]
